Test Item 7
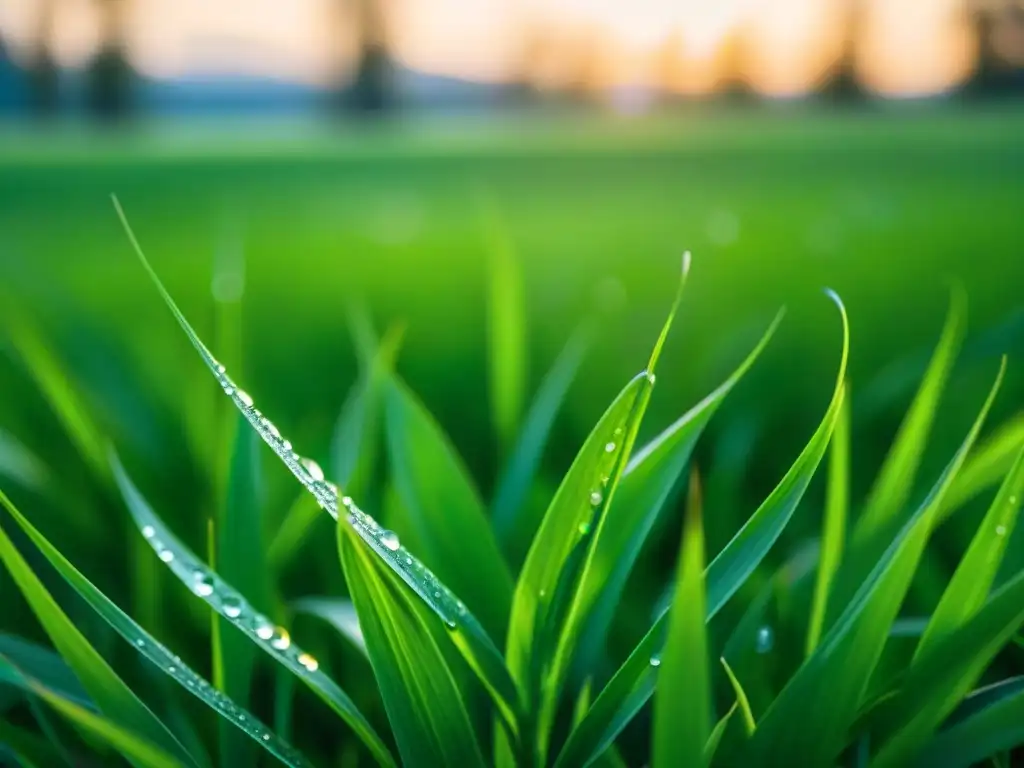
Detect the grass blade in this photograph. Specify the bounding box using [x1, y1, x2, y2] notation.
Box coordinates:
[0, 488, 312, 767]
[806, 382, 851, 656]
[0, 657, 179, 768]
[577, 312, 782, 670]
[851, 286, 966, 549]
[653, 469, 710, 768]
[915, 436, 1024, 658]
[554, 290, 848, 768]
[941, 412, 1024, 521]
[114, 199, 518, 732]
[704, 704, 737, 765]
[0, 634, 91, 710]
[339, 523, 487, 768]
[510, 258, 690, 755]
[746, 359, 1003, 767]
[481, 192, 527, 455]
[111, 456, 394, 767]
[292, 598, 368, 658]
[217, 416, 270, 766]
[720, 658, 756, 736]
[384, 375, 514, 639]
[0, 492, 198, 767]
[871, 566, 1024, 768]
[492, 325, 590, 557]
[912, 685, 1024, 768]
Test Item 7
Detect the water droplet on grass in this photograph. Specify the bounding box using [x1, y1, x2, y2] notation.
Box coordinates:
[380, 530, 401, 552]
[589, 491, 603, 506]
[297, 653, 318, 672]
[756, 626, 774, 654]
[300, 458, 324, 483]
[271, 627, 291, 651]
[236, 389, 254, 408]
[223, 595, 243, 619]
[254, 615, 274, 640]
[142, 525, 155, 539]
[158, 548, 174, 563]
[193, 571, 214, 597]
[996, 524, 1008, 537]
[605, 442, 616, 453]
[649, 655, 662, 667]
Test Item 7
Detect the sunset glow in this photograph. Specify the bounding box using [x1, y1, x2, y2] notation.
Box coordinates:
[0, 0, 980, 96]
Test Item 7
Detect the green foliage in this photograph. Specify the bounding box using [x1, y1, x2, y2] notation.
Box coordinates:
[0, 201, 1023, 768]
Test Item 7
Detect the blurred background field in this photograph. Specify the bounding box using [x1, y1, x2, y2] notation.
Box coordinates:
[1, 0, 1024, 764]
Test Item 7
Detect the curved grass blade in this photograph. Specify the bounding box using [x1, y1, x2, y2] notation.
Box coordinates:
[0, 488, 311, 767]
[0, 717, 61, 768]
[704, 704, 736, 765]
[913, 684, 1024, 768]
[942, 412, 1024, 522]
[746, 359, 1004, 768]
[492, 324, 591, 555]
[0, 657, 179, 768]
[852, 285, 966, 546]
[0, 634, 91, 710]
[480, 192, 527, 455]
[872, 566, 1024, 768]
[339, 524, 487, 768]
[914, 437, 1024, 659]
[806, 383, 851, 656]
[292, 598, 368, 659]
[948, 677, 1024, 728]
[0, 506, 198, 766]
[553, 290, 848, 768]
[720, 658, 755, 736]
[383, 375, 514, 639]
[113, 198, 520, 745]
[653, 469, 709, 768]
[110, 456, 394, 768]
[512, 257, 690, 753]
[578, 312, 782, 670]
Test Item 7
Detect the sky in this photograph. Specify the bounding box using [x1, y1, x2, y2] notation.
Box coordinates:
[0, 0, 977, 97]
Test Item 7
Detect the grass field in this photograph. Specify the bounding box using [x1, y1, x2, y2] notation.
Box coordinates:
[1, 104, 1024, 765]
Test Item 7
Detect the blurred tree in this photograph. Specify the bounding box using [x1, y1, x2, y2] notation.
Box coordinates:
[821, 0, 865, 102]
[654, 30, 685, 105]
[967, 0, 1024, 96]
[564, 26, 613, 106]
[26, 0, 60, 119]
[503, 20, 549, 106]
[86, 0, 134, 121]
[717, 24, 755, 104]
[0, 34, 27, 115]
[345, 0, 395, 114]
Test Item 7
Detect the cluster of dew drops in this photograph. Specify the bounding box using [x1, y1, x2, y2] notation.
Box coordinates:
[129, 626, 307, 763]
[208, 357, 470, 632]
[580, 426, 625, 537]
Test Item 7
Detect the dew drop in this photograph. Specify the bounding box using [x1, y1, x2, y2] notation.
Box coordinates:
[222, 595, 244, 619]
[326, 481, 339, 496]
[614, 427, 623, 437]
[192, 570, 214, 597]
[262, 734, 270, 742]
[265, 421, 281, 440]
[649, 655, 662, 667]
[433, 591, 441, 599]
[647, 373, 657, 385]
[167, 666, 176, 674]
[301, 457, 325, 483]
[404, 556, 413, 565]
[142, 525, 155, 539]
[380, 530, 401, 552]
[298, 653, 319, 673]
[605, 442, 616, 453]
[134, 638, 145, 648]
[270, 627, 291, 651]
[158, 548, 175, 563]
[578, 520, 592, 535]
[215, 363, 226, 374]
[223, 386, 235, 396]
[456, 600, 467, 615]
[342, 496, 353, 509]
[236, 389, 254, 408]
[756, 626, 774, 654]
[445, 619, 457, 630]
[282, 440, 292, 451]
[253, 615, 275, 640]
[996, 524, 1008, 537]
[589, 491, 603, 506]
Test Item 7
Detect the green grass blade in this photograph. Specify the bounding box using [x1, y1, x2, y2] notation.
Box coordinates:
[0, 717, 63, 768]
[292, 598, 368, 659]
[720, 658, 756, 736]
[113, 201, 516, 730]
[941, 412, 1024, 521]
[915, 436, 1024, 659]
[554, 291, 848, 768]
[0, 493, 198, 767]
[217, 417, 270, 767]
[653, 470, 710, 768]
[0, 488, 312, 767]
[0, 429, 48, 492]
[481, 192, 527, 454]
[111, 456, 394, 768]
[871, 567, 1024, 768]
[510, 259, 689, 752]
[852, 286, 966, 547]
[704, 704, 737, 765]
[339, 523, 487, 768]
[0, 661, 180, 768]
[806, 382, 851, 656]
[0, 634, 91, 710]
[746, 360, 1003, 767]
[948, 677, 1024, 727]
[491, 325, 590, 554]
[383, 375, 514, 639]
[577, 312, 782, 669]
[912, 685, 1024, 768]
